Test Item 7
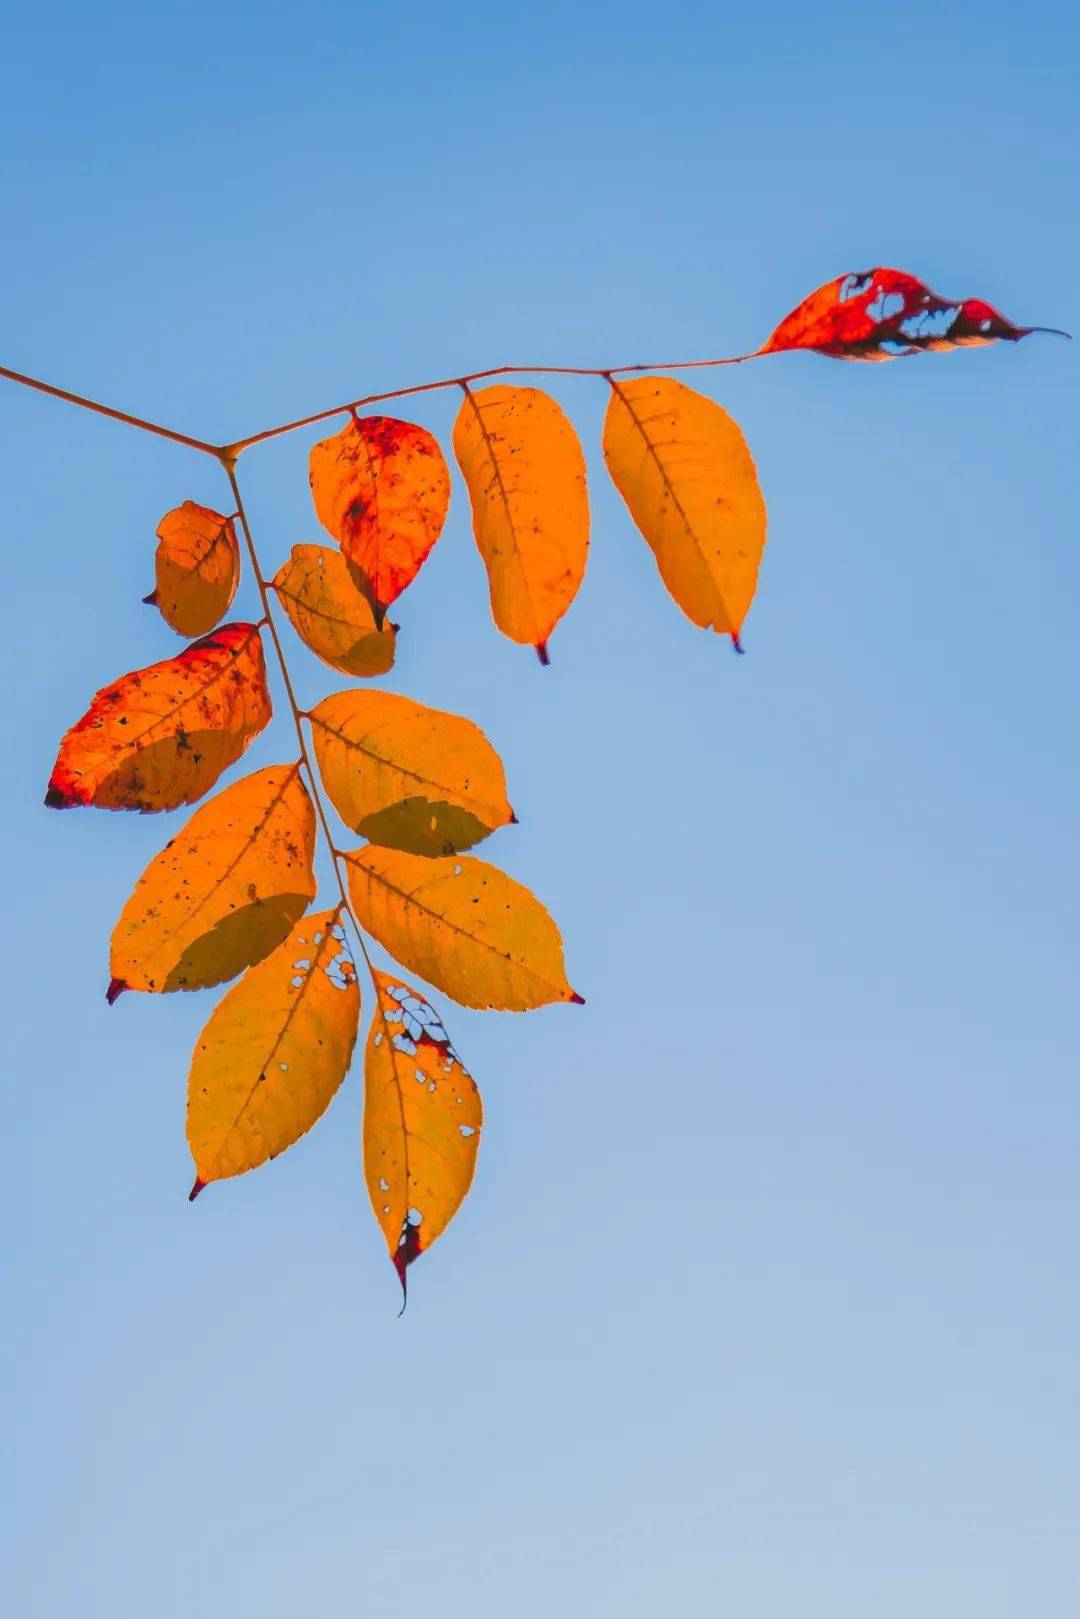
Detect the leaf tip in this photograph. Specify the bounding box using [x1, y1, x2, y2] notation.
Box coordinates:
[44, 782, 76, 810]
[535, 641, 550, 667]
[732, 632, 746, 655]
[508, 808, 520, 825]
[188, 1177, 205, 1202]
[142, 589, 159, 607]
[569, 990, 586, 1006]
[105, 977, 128, 1006]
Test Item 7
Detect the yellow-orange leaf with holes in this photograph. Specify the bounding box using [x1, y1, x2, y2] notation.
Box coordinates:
[309, 415, 451, 617]
[452, 385, 589, 663]
[343, 846, 580, 1011]
[271, 545, 396, 678]
[365, 972, 481, 1295]
[602, 378, 766, 649]
[45, 623, 271, 813]
[148, 501, 241, 638]
[187, 909, 360, 1197]
[309, 689, 512, 857]
[108, 763, 316, 999]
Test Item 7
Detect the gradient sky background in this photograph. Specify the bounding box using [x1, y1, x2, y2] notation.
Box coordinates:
[2, 3, 1077, 1614]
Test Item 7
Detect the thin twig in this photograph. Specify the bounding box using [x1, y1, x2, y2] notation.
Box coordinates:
[0, 363, 221, 456]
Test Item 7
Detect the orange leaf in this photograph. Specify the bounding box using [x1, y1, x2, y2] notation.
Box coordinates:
[148, 501, 240, 637]
[602, 379, 766, 649]
[271, 544, 396, 678]
[187, 909, 359, 1197]
[452, 385, 589, 663]
[365, 971, 481, 1300]
[343, 845, 581, 1011]
[46, 623, 271, 813]
[309, 415, 450, 617]
[108, 763, 316, 998]
[308, 689, 513, 856]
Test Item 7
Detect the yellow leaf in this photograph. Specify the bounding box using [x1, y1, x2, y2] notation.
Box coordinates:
[343, 846, 581, 1011]
[309, 415, 451, 616]
[271, 544, 396, 678]
[308, 689, 513, 856]
[452, 384, 589, 663]
[187, 908, 360, 1197]
[149, 501, 240, 638]
[108, 763, 317, 999]
[46, 623, 271, 813]
[365, 972, 481, 1296]
[602, 377, 766, 648]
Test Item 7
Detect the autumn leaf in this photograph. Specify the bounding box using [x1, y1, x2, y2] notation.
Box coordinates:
[309, 415, 451, 618]
[343, 845, 581, 1011]
[271, 544, 396, 678]
[365, 971, 481, 1299]
[452, 384, 589, 663]
[187, 908, 359, 1198]
[757, 267, 1069, 362]
[308, 689, 513, 857]
[602, 378, 766, 649]
[108, 763, 316, 999]
[46, 623, 271, 813]
[147, 501, 240, 637]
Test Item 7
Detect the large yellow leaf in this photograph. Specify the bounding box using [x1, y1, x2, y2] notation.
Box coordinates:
[343, 846, 581, 1011]
[108, 763, 317, 1000]
[602, 377, 766, 649]
[308, 689, 513, 857]
[187, 909, 360, 1197]
[365, 972, 481, 1297]
[452, 385, 589, 663]
[45, 623, 271, 813]
[271, 544, 396, 678]
[148, 501, 240, 638]
[309, 415, 451, 617]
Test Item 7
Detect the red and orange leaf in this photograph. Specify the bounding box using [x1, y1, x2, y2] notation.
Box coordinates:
[308, 689, 513, 856]
[187, 909, 360, 1197]
[271, 544, 396, 678]
[108, 763, 317, 998]
[46, 623, 271, 813]
[148, 500, 240, 637]
[602, 378, 766, 648]
[757, 267, 1068, 362]
[365, 971, 481, 1300]
[452, 384, 589, 663]
[309, 415, 451, 618]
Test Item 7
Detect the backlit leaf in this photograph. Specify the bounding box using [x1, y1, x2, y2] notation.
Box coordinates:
[452, 384, 589, 663]
[602, 378, 766, 649]
[108, 763, 316, 999]
[365, 971, 481, 1299]
[308, 689, 513, 856]
[147, 501, 240, 637]
[271, 544, 396, 677]
[343, 845, 581, 1011]
[757, 267, 1068, 362]
[46, 623, 271, 813]
[309, 414, 451, 618]
[187, 908, 360, 1197]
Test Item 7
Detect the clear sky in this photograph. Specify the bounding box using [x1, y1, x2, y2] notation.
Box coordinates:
[2, 3, 1077, 1614]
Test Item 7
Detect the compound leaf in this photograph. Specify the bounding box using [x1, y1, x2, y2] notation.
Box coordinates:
[148, 501, 240, 637]
[187, 908, 360, 1197]
[271, 544, 396, 677]
[602, 378, 766, 649]
[108, 763, 316, 999]
[46, 623, 271, 813]
[309, 689, 513, 857]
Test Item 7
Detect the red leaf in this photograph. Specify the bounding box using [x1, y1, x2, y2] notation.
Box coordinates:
[758, 268, 1068, 362]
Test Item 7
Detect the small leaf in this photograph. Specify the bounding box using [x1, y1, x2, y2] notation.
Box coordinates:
[187, 908, 360, 1197]
[452, 384, 589, 663]
[365, 971, 481, 1299]
[46, 623, 271, 813]
[150, 501, 240, 637]
[343, 846, 581, 1011]
[271, 544, 396, 677]
[308, 689, 513, 857]
[757, 267, 1069, 362]
[109, 763, 316, 997]
[309, 415, 451, 617]
[602, 378, 766, 649]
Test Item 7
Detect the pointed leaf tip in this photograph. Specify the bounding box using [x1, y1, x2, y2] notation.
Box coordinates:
[535, 642, 551, 666]
[570, 991, 586, 1005]
[188, 1177, 205, 1201]
[105, 977, 127, 1005]
[142, 589, 159, 606]
[732, 632, 745, 655]
[44, 784, 74, 809]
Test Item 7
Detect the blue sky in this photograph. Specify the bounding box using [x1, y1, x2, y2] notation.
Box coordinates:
[2, 3, 1077, 1614]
